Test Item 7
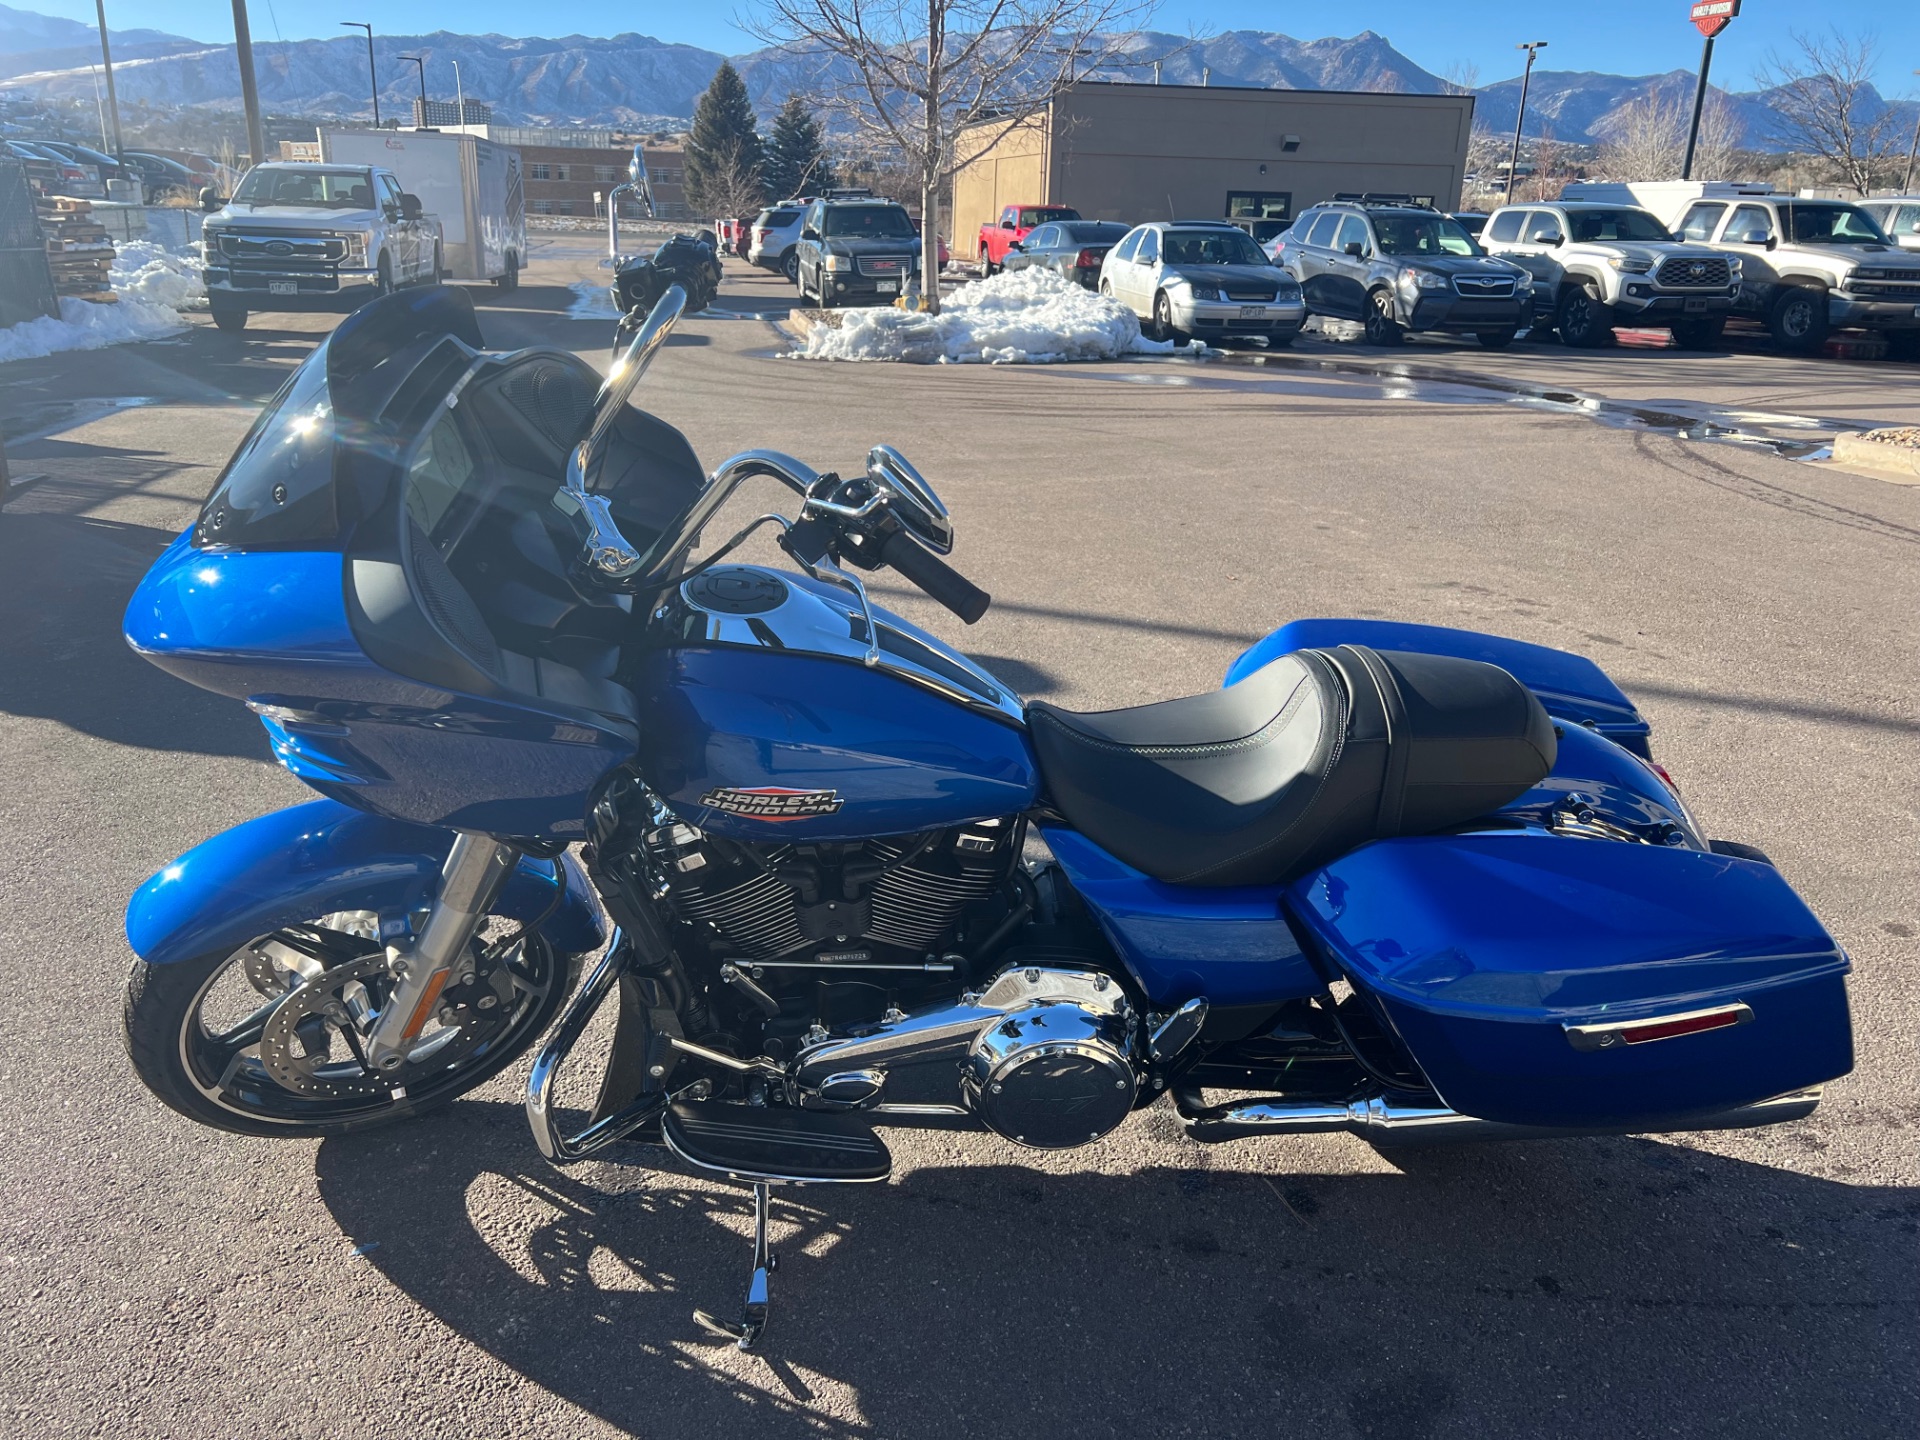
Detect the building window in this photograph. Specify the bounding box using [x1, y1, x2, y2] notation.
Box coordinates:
[594, 165, 617, 183]
[528, 163, 551, 180]
[553, 164, 570, 182]
[1226, 191, 1293, 222]
[531, 199, 556, 214]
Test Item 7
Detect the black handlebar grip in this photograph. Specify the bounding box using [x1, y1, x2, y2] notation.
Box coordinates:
[880, 530, 991, 625]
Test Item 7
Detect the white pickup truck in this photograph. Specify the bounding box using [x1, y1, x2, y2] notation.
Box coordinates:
[199, 161, 443, 332]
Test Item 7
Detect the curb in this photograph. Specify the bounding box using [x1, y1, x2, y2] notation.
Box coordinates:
[1830, 431, 1920, 485]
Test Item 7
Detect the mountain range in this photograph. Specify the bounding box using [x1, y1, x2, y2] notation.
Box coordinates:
[0, 8, 1912, 153]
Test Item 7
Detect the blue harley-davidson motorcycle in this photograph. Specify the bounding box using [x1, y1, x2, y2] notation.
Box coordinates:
[122, 285, 1851, 1349]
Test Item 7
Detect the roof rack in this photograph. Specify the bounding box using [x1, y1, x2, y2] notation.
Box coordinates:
[1331, 193, 1435, 210]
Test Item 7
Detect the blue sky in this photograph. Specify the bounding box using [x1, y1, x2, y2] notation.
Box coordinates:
[22, 0, 1920, 94]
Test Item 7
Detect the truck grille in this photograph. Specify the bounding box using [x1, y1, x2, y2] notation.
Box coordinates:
[857, 255, 910, 277]
[1655, 257, 1731, 287]
[1844, 268, 1920, 296]
[215, 232, 349, 263]
[1453, 274, 1516, 297]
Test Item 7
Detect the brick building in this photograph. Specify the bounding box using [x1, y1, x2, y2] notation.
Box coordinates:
[454, 126, 688, 220]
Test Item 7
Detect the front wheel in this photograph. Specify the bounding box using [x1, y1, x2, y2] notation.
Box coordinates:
[1768, 287, 1829, 353]
[1363, 287, 1404, 346]
[123, 913, 571, 1138]
[782, 249, 799, 285]
[1556, 282, 1613, 347]
[1152, 290, 1187, 344]
[210, 301, 247, 333]
[495, 251, 519, 291]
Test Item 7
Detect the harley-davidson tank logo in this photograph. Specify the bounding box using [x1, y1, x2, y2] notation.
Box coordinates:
[699, 786, 844, 821]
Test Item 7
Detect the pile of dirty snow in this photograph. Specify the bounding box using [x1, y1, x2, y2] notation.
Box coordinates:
[110, 238, 204, 310]
[567, 279, 621, 320]
[796, 267, 1192, 364]
[0, 295, 188, 364]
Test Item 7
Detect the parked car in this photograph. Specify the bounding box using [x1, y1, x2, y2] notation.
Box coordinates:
[793, 195, 925, 307]
[1479, 201, 1740, 348]
[1099, 220, 1306, 345]
[748, 203, 806, 279]
[120, 151, 199, 203]
[1001, 219, 1131, 287]
[1859, 197, 1920, 253]
[978, 202, 1081, 273]
[2, 140, 60, 196]
[1669, 193, 1920, 354]
[36, 140, 132, 194]
[1448, 211, 1490, 239]
[199, 161, 442, 332]
[10, 140, 100, 198]
[1280, 199, 1532, 348]
[1226, 216, 1292, 246]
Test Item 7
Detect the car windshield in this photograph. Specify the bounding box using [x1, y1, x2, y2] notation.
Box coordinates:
[1567, 209, 1673, 242]
[1058, 222, 1130, 245]
[823, 206, 917, 238]
[233, 168, 374, 208]
[1020, 208, 1077, 227]
[1373, 214, 1481, 256]
[1161, 230, 1269, 266]
[1785, 204, 1887, 244]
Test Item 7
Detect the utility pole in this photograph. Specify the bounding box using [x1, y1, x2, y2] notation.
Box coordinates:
[231, 0, 265, 168]
[92, 0, 125, 162]
[341, 22, 379, 129]
[1506, 41, 1548, 204]
[398, 54, 428, 127]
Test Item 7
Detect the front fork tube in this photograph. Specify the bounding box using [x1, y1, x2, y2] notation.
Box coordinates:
[364, 833, 520, 1071]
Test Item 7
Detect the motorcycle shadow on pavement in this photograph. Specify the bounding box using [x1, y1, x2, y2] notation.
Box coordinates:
[314, 1097, 1916, 1440]
[0, 509, 263, 759]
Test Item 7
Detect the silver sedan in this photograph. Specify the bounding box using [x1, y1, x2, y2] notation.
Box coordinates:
[1099, 221, 1307, 345]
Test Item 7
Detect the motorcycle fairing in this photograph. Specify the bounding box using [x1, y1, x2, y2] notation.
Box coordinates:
[126, 799, 605, 967]
[1228, 618, 1652, 758]
[1287, 833, 1851, 1127]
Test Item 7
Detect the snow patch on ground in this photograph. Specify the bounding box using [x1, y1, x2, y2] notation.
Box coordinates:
[110, 238, 205, 310]
[568, 280, 621, 320]
[794, 268, 1197, 364]
[0, 295, 188, 364]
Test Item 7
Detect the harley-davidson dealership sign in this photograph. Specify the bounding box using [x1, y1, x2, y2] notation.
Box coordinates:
[1690, 0, 1740, 39]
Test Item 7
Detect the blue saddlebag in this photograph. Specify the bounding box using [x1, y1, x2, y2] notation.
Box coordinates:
[1288, 833, 1851, 1128]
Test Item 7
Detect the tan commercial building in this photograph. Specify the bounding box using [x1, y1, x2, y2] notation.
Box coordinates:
[954, 82, 1475, 260]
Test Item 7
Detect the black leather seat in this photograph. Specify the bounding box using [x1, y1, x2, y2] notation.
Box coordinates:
[1026, 645, 1557, 887]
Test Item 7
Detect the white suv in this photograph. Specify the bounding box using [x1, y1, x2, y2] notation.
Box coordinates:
[1859, 197, 1920, 254]
[1481, 201, 1740, 348]
[747, 204, 807, 281]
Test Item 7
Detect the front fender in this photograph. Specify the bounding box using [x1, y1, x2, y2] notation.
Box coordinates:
[126, 799, 605, 967]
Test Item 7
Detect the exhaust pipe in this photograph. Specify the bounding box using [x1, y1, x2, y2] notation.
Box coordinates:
[1173, 1087, 1823, 1146]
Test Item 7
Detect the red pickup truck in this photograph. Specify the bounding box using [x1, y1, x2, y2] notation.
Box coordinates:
[978, 203, 1082, 273]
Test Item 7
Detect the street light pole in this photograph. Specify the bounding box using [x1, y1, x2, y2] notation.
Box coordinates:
[341, 22, 379, 129]
[1506, 40, 1549, 205]
[398, 54, 428, 127]
[1902, 70, 1920, 195]
[230, 0, 265, 168]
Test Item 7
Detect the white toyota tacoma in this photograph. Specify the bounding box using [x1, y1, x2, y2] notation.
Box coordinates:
[1480, 201, 1741, 348]
[200, 161, 444, 332]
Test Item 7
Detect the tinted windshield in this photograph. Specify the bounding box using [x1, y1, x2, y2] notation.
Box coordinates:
[1020, 207, 1078, 227]
[1161, 230, 1270, 266]
[1566, 209, 1673, 242]
[823, 206, 917, 238]
[1785, 204, 1887, 244]
[1059, 222, 1130, 245]
[194, 348, 336, 548]
[1373, 214, 1481, 256]
[233, 168, 375, 208]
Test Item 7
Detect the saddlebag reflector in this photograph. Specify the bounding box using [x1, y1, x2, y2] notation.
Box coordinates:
[1287, 833, 1852, 1128]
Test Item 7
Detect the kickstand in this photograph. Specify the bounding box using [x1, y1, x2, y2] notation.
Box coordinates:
[694, 1181, 776, 1351]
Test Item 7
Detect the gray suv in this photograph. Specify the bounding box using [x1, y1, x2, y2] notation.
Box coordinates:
[1282, 199, 1534, 347]
[794, 197, 923, 308]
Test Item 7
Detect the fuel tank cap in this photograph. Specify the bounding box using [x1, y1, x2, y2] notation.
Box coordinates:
[683, 566, 789, 615]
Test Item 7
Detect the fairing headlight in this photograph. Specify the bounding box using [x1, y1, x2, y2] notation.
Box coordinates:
[1607, 255, 1655, 273]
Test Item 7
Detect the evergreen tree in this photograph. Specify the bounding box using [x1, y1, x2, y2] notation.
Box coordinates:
[684, 62, 765, 216]
[762, 96, 835, 203]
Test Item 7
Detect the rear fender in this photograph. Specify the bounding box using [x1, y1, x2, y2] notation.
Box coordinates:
[1227, 618, 1651, 758]
[126, 799, 604, 967]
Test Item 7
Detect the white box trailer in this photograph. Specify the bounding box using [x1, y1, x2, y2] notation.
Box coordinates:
[1558, 181, 1781, 230]
[320, 129, 526, 285]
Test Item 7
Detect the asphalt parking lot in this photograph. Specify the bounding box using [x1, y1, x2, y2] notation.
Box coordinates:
[2, 241, 1917, 1439]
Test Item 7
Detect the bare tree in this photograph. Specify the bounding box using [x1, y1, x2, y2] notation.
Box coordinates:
[1754, 29, 1904, 194]
[1599, 87, 1744, 181]
[749, 0, 1161, 313]
[690, 134, 770, 226]
[1437, 60, 1479, 97]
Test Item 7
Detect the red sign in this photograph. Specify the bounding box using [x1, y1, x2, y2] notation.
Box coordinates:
[1690, 0, 1740, 38]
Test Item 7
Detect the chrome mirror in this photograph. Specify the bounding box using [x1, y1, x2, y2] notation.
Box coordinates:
[866, 445, 953, 554]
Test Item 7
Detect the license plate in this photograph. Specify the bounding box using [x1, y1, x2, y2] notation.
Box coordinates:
[1238, 305, 1265, 318]
[1683, 297, 1708, 313]
[268, 280, 297, 296]
[875, 281, 898, 294]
